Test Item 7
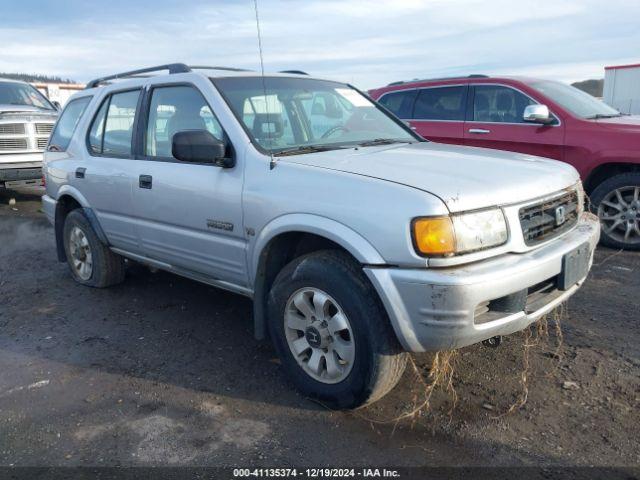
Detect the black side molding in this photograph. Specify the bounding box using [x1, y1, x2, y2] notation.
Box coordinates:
[81, 208, 110, 246]
[54, 206, 109, 262]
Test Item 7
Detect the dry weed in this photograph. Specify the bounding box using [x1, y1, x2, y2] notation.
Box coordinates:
[358, 307, 568, 426]
[352, 350, 459, 429]
[496, 307, 566, 417]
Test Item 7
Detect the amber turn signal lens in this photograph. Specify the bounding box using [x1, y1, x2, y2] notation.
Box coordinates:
[412, 217, 456, 255]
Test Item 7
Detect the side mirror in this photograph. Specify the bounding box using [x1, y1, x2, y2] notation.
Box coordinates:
[52, 101, 62, 111]
[523, 104, 553, 124]
[171, 130, 234, 168]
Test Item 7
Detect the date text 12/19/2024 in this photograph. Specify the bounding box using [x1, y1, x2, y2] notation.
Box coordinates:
[233, 468, 400, 478]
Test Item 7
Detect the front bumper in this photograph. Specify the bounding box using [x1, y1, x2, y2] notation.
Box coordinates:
[0, 154, 44, 187]
[365, 212, 600, 352]
[0, 153, 44, 170]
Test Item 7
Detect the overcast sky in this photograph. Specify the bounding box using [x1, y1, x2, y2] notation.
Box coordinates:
[2, 0, 639, 89]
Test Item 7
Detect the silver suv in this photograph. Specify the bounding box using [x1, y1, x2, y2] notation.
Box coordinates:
[42, 64, 600, 408]
[0, 78, 58, 189]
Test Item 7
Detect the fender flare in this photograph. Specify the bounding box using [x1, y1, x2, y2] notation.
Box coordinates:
[582, 160, 640, 192]
[54, 186, 109, 261]
[250, 213, 386, 281]
[57, 184, 91, 208]
[250, 213, 386, 340]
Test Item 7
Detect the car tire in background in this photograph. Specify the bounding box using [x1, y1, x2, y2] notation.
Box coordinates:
[267, 250, 408, 409]
[63, 209, 126, 287]
[590, 172, 640, 250]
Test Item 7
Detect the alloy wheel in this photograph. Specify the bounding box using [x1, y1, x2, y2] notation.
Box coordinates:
[597, 186, 640, 245]
[69, 226, 93, 280]
[283, 287, 355, 384]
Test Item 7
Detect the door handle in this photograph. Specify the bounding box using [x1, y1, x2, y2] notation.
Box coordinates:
[139, 174, 152, 189]
[468, 128, 491, 134]
[75, 167, 86, 179]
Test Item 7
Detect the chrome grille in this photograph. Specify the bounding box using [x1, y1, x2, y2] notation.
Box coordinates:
[0, 120, 55, 153]
[519, 190, 579, 246]
[0, 138, 29, 150]
[35, 123, 54, 135]
[0, 123, 26, 135]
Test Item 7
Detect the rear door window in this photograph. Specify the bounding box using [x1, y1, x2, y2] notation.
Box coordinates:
[378, 90, 417, 119]
[48, 96, 92, 151]
[413, 86, 466, 121]
[472, 85, 536, 123]
[87, 89, 140, 156]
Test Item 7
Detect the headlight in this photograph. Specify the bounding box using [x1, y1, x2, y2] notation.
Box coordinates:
[412, 209, 508, 257]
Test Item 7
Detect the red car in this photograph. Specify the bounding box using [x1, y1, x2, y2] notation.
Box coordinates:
[369, 75, 640, 249]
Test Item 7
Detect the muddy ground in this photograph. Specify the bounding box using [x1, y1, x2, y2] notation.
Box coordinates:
[0, 188, 638, 468]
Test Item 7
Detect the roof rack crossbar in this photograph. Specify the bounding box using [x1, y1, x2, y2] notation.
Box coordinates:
[85, 63, 191, 89]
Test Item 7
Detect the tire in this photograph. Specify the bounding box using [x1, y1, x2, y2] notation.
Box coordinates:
[590, 172, 640, 250]
[267, 250, 408, 409]
[63, 209, 125, 287]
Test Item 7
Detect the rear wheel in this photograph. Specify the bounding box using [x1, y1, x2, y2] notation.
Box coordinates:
[267, 250, 408, 409]
[591, 173, 640, 250]
[63, 209, 125, 287]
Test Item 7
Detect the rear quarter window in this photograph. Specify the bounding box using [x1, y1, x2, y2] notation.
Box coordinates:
[48, 96, 92, 151]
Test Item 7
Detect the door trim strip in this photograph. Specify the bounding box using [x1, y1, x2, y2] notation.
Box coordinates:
[110, 247, 254, 298]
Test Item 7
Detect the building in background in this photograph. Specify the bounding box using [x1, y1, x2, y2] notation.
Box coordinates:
[604, 63, 640, 114]
[32, 82, 85, 107]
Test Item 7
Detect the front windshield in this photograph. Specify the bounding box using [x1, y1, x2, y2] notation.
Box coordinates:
[0, 81, 55, 110]
[529, 80, 620, 119]
[213, 76, 418, 154]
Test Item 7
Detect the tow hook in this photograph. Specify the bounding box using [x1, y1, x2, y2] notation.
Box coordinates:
[482, 336, 502, 348]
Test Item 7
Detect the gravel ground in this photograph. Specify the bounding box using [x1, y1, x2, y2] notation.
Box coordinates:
[0, 188, 638, 468]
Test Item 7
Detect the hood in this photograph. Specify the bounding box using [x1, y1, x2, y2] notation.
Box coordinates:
[0, 104, 57, 117]
[281, 142, 579, 213]
[588, 114, 640, 131]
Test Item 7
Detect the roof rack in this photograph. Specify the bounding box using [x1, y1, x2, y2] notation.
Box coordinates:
[386, 74, 488, 87]
[85, 63, 253, 89]
[189, 65, 251, 72]
[85, 63, 190, 89]
[279, 70, 309, 75]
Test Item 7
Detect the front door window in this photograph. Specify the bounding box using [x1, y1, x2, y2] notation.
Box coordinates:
[145, 85, 224, 158]
[472, 85, 536, 124]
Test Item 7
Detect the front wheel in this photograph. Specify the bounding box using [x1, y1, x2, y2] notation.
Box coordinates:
[591, 172, 640, 250]
[267, 250, 408, 409]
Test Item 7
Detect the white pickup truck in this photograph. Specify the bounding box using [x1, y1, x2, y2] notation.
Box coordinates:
[42, 64, 600, 409]
[0, 78, 58, 189]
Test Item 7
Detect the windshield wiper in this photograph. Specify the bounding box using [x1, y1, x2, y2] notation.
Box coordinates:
[273, 144, 347, 157]
[356, 138, 412, 147]
[586, 113, 622, 119]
